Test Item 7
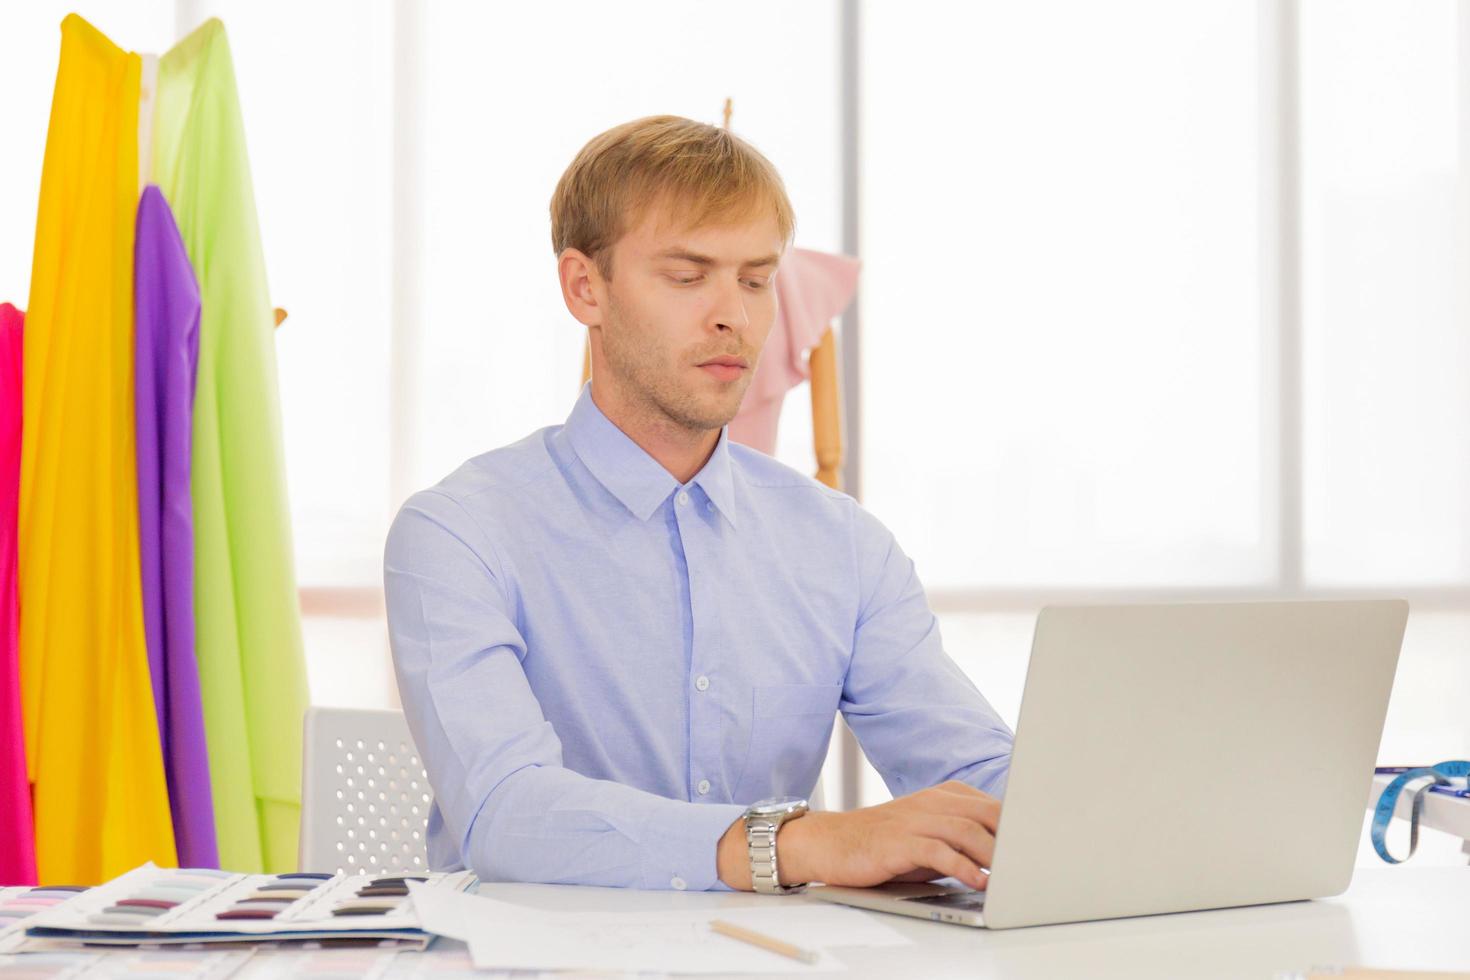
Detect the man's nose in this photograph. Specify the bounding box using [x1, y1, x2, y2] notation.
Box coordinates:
[712, 277, 751, 333]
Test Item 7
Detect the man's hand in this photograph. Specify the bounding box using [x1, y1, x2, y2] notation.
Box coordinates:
[717, 781, 1000, 892]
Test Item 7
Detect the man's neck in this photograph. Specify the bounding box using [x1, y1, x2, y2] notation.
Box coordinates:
[589, 382, 720, 485]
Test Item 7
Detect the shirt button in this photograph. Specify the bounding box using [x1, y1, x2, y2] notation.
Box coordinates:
[671, 876, 687, 891]
[694, 675, 710, 692]
[677, 491, 690, 506]
[697, 779, 711, 795]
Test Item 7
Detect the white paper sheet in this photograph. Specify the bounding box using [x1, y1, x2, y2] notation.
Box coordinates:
[409, 881, 910, 975]
[692, 905, 909, 950]
[465, 911, 844, 975]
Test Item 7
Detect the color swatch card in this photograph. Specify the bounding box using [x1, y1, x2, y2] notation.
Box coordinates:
[0, 885, 92, 953]
[21, 863, 477, 949]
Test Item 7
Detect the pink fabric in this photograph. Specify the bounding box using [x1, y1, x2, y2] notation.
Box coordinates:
[728, 247, 860, 454]
[0, 302, 37, 885]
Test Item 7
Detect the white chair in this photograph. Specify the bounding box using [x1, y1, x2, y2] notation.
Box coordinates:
[299, 705, 830, 874]
[299, 706, 433, 874]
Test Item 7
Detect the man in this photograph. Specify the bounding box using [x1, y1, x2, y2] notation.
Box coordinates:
[384, 115, 1013, 894]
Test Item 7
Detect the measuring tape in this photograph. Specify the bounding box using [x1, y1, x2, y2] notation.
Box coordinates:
[1370, 760, 1470, 864]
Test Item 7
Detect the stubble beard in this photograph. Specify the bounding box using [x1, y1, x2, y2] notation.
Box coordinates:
[602, 291, 751, 436]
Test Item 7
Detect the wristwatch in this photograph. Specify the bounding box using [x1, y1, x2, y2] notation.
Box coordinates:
[743, 796, 809, 894]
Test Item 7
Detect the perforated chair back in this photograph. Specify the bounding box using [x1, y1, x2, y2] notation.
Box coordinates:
[299, 706, 832, 873]
[299, 706, 433, 874]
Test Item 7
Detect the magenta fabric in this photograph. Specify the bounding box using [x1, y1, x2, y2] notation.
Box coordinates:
[134, 185, 217, 867]
[728, 248, 861, 455]
[0, 301, 36, 884]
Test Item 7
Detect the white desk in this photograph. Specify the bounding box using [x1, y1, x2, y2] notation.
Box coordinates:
[8, 868, 1466, 978]
[417, 868, 1467, 979]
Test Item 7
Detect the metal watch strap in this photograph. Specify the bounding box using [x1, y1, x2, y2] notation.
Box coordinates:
[747, 813, 805, 895]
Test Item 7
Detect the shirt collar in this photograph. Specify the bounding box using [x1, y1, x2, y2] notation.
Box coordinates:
[564, 384, 739, 527]
[694, 427, 738, 528]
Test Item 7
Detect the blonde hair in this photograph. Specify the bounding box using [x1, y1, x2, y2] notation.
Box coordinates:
[550, 114, 796, 279]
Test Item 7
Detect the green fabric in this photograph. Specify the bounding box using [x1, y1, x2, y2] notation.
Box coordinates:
[151, 18, 308, 873]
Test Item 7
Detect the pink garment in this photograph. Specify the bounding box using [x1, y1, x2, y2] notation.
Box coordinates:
[0, 302, 37, 885]
[728, 247, 860, 454]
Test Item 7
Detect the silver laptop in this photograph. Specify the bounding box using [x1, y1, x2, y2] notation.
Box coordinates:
[812, 599, 1408, 929]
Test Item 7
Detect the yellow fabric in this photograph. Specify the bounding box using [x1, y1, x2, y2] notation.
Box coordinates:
[20, 14, 177, 884]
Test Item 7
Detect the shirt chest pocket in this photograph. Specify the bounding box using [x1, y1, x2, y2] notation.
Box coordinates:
[732, 682, 842, 804]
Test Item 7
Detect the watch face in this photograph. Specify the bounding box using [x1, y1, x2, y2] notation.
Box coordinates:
[748, 796, 807, 816]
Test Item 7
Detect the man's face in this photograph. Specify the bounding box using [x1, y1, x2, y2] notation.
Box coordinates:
[595, 204, 783, 433]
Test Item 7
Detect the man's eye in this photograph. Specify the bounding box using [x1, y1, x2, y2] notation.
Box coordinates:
[667, 274, 767, 288]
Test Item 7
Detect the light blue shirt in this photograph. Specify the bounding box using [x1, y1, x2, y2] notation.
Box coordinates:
[383, 385, 1013, 890]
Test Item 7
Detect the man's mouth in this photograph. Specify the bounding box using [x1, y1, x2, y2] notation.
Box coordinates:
[697, 355, 749, 382]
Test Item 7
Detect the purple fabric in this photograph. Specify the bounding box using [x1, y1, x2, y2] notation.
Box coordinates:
[135, 184, 217, 868]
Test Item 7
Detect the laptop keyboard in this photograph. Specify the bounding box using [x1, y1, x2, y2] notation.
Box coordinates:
[904, 891, 988, 912]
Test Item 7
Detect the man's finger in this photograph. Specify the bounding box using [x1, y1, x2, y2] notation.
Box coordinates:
[918, 784, 1002, 833]
[913, 813, 996, 869]
[911, 837, 986, 890]
[887, 867, 944, 883]
[933, 780, 1000, 809]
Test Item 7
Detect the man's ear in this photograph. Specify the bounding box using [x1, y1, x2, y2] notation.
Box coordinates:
[558, 248, 604, 328]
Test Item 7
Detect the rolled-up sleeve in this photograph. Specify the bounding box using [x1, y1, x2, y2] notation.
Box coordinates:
[384, 490, 744, 890]
[840, 504, 1014, 799]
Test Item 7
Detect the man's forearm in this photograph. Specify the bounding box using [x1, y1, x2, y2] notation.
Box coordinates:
[716, 818, 751, 890]
[464, 765, 745, 890]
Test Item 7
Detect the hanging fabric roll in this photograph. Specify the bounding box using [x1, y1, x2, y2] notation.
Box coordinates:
[21, 14, 177, 884]
[725, 247, 860, 455]
[135, 185, 218, 869]
[151, 17, 309, 874]
[0, 302, 36, 886]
